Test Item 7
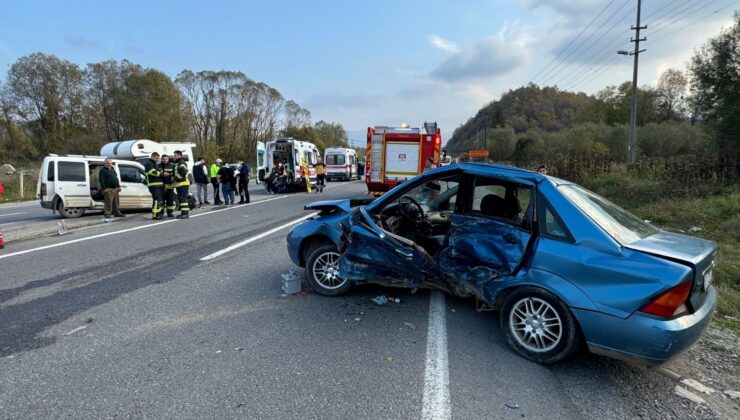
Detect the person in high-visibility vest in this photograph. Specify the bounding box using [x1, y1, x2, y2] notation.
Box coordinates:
[210, 159, 223, 205]
[144, 152, 165, 220]
[161, 154, 177, 218]
[173, 150, 191, 219]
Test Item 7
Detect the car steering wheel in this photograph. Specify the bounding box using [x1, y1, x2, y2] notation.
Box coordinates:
[399, 196, 426, 225]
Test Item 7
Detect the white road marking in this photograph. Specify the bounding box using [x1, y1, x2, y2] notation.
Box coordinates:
[200, 212, 319, 261]
[64, 325, 87, 336]
[0, 195, 288, 260]
[189, 195, 287, 218]
[421, 290, 451, 420]
[0, 212, 25, 217]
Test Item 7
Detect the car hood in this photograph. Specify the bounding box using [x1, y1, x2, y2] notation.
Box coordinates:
[625, 230, 716, 267]
[304, 196, 376, 214]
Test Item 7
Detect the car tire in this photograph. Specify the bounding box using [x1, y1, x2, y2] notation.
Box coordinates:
[304, 243, 350, 296]
[500, 287, 579, 364]
[58, 201, 85, 218]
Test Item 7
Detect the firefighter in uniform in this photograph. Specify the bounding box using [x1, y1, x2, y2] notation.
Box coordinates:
[161, 154, 177, 218]
[144, 152, 164, 220]
[173, 150, 191, 219]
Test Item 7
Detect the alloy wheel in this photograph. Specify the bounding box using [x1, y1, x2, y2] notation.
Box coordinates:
[311, 251, 346, 290]
[509, 297, 563, 352]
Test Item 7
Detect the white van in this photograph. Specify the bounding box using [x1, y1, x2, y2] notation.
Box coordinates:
[265, 138, 320, 187]
[324, 147, 359, 181]
[37, 155, 151, 218]
[100, 140, 197, 173]
[256, 141, 266, 184]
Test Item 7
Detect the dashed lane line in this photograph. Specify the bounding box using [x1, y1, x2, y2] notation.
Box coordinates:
[199, 212, 319, 261]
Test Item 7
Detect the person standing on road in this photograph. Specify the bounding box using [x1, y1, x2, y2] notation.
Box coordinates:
[161, 155, 176, 218]
[173, 151, 191, 219]
[238, 160, 251, 204]
[217, 163, 236, 205]
[193, 157, 210, 207]
[144, 152, 164, 220]
[315, 158, 326, 193]
[210, 159, 223, 205]
[99, 158, 124, 219]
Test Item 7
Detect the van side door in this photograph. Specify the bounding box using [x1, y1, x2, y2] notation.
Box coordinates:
[55, 158, 92, 208]
[117, 163, 151, 209]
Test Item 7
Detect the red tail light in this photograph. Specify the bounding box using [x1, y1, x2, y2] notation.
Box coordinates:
[40, 183, 47, 197]
[640, 281, 692, 318]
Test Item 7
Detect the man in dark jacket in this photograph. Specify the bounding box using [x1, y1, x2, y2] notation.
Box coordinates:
[144, 152, 164, 219]
[173, 150, 191, 219]
[100, 158, 124, 219]
[193, 157, 210, 206]
[217, 163, 236, 205]
[238, 160, 251, 204]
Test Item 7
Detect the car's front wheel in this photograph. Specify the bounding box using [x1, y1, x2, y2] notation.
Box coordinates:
[305, 243, 350, 296]
[500, 287, 579, 364]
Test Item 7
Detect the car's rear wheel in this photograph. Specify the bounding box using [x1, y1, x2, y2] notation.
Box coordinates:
[58, 201, 85, 218]
[305, 243, 350, 296]
[500, 287, 579, 364]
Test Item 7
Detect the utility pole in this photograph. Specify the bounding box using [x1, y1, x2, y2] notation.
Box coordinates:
[627, 0, 646, 163]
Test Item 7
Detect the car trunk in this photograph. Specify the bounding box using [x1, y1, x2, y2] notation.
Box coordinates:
[626, 231, 717, 311]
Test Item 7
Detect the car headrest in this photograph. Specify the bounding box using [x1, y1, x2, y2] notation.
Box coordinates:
[503, 194, 522, 218]
[480, 194, 506, 218]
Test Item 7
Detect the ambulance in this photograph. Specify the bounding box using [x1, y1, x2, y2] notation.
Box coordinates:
[265, 138, 320, 188]
[324, 147, 359, 181]
[365, 122, 442, 195]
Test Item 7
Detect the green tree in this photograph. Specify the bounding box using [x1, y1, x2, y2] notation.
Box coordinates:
[6, 53, 85, 154]
[315, 120, 348, 148]
[655, 69, 688, 121]
[689, 12, 740, 156]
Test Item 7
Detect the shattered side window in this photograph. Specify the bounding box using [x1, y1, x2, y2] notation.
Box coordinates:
[401, 175, 459, 210]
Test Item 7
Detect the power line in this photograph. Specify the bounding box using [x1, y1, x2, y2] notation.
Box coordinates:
[536, 0, 631, 85]
[642, 0, 689, 21]
[651, 0, 740, 44]
[560, 35, 631, 90]
[649, 0, 706, 33]
[547, 5, 636, 87]
[530, 0, 621, 83]
[571, 54, 624, 92]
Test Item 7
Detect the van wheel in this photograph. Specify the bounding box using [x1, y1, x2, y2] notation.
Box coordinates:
[305, 243, 350, 296]
[500, 287, 579, 364]
[58, 202, 85, 218]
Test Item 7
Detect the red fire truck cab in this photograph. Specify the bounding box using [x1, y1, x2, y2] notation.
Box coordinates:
[365, 122, 442, 195]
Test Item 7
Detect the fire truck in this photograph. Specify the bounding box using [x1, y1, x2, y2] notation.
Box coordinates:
[365, 122, 442, 195]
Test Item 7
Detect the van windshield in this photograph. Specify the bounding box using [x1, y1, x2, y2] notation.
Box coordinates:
[326, 155, 345, 165]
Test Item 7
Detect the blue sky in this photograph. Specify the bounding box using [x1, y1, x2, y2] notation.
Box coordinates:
[1, 1, 736, 144]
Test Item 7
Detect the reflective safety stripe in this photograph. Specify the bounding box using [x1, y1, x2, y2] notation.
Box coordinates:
[147, 181, 164, 187]
[175, 180, 190, 187]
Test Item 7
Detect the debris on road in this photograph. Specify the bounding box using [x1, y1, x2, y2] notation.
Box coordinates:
[674, 386, 706, 404]
[402, 321, 416, 330]
[64, 326, 87, 336]
[371, 295, 401, 306]
[681, 378, 715, 395]
[281, 271, 301, 294]
[504, 401, 519, 409]
[385, 356, 394, 362]
[215, 350, 222, 354]
[354, 317, 361, 322]
[299, 291, 311, 297]
[371, 295, 387, 305]
[57, 220, 69, 235]
[234, 347, 243, 352]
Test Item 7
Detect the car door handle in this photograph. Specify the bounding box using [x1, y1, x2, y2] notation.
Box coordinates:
[395, 248, 414, 260]
[76, 183, 86, 187]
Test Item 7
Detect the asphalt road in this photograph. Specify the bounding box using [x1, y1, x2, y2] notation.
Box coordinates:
[0, 201, 56, 227]
[0, 180, 720, 419]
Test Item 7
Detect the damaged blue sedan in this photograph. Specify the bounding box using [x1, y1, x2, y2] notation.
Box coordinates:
[286, 163, 717, 365]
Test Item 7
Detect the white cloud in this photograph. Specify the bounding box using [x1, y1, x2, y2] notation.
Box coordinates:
[429, 36, 527, 83]
[427, 35, 459, 53]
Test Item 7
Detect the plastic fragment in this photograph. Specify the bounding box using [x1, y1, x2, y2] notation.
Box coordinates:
[371, 295, 387, 305]
[505, 402, 519, 409]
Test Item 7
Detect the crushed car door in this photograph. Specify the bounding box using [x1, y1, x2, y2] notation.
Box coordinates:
[338, 207, 437, 289]
[436, 176, 534, 296]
